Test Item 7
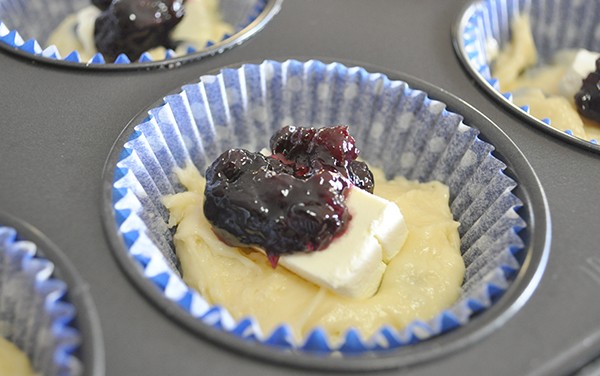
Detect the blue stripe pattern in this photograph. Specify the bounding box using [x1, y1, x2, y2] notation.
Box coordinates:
[0, 226, 82, 376]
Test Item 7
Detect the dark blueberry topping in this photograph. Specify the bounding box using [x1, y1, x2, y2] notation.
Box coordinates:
[94, 0, 185, 62]
[575, 58, 600, 124]
[269, 125, 374, 193]
[203, 149, 350, 267]
[203, 126, 373, 266]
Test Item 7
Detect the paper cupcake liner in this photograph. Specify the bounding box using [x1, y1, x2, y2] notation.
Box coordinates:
[108, 59, 527, 353]
[0, 225, 82, 376]
[0, 0, 281, 66]
[455, 0, 600, 145]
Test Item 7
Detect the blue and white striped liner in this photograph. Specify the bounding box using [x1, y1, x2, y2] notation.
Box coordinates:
[458, 0, 600, 144]
[110, 59, 527, 353]
[0, 226, 82, 376]
[0, 0, 270, 65]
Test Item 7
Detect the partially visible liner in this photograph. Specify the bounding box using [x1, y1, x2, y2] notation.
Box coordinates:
[0, 226, 82, 376]
[110, 59, 526, 352]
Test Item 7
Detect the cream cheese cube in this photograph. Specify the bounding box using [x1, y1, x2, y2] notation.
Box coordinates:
[277, 186, 408, 299]
[75, 6, 101, 56]
[557, 49, 600, 98]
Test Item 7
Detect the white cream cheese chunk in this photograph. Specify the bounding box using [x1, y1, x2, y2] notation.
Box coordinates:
[276, 186, 408, 299]
[557, 49, 600, 99]
[75, 6, 101, 58]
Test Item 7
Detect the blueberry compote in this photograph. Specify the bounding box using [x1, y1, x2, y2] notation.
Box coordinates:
[203, 126, 374, 267]
[94, 0, 186, 62]
[575, 58, 600, 124]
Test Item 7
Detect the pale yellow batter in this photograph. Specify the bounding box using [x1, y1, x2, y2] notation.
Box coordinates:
[492, 15, 600, 140]
[163, 163, 464, 343]
[47, 0, 233, 62]
[0, 337, 37, 376]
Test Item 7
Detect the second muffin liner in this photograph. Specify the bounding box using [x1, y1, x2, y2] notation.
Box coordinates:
[0, 0, 280, 66]
[108, 59, 527, 353]
[455, 0, 600, 145]
[0, 225, 83, 375]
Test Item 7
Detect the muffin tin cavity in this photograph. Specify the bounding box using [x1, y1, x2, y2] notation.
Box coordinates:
[0, 0, 282, 69]
[453, 0, 600, 153]
[0, 212, 104, 376]
[101, 59, 550, 371]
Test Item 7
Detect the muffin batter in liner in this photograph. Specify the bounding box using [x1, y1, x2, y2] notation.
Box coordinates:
[109, 59, 527, 352]
[455, 0, 600, 146]
[0, 225, 83, 375]
[0, 0, 279, 66]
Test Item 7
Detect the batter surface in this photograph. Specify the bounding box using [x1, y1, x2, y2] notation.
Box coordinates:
[0, 337, 37, 376]
[163, 163, 464, 342]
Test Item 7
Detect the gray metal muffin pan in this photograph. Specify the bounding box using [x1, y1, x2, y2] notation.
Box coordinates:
[0, 0, 599, 374]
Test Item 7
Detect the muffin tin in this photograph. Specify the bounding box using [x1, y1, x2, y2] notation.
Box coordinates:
[1, 0, 600, 375]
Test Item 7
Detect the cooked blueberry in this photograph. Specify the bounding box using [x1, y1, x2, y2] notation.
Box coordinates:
[347, 160, 374, 193]
[575, 58, 600, 124]
[94, 0, 185, 62]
